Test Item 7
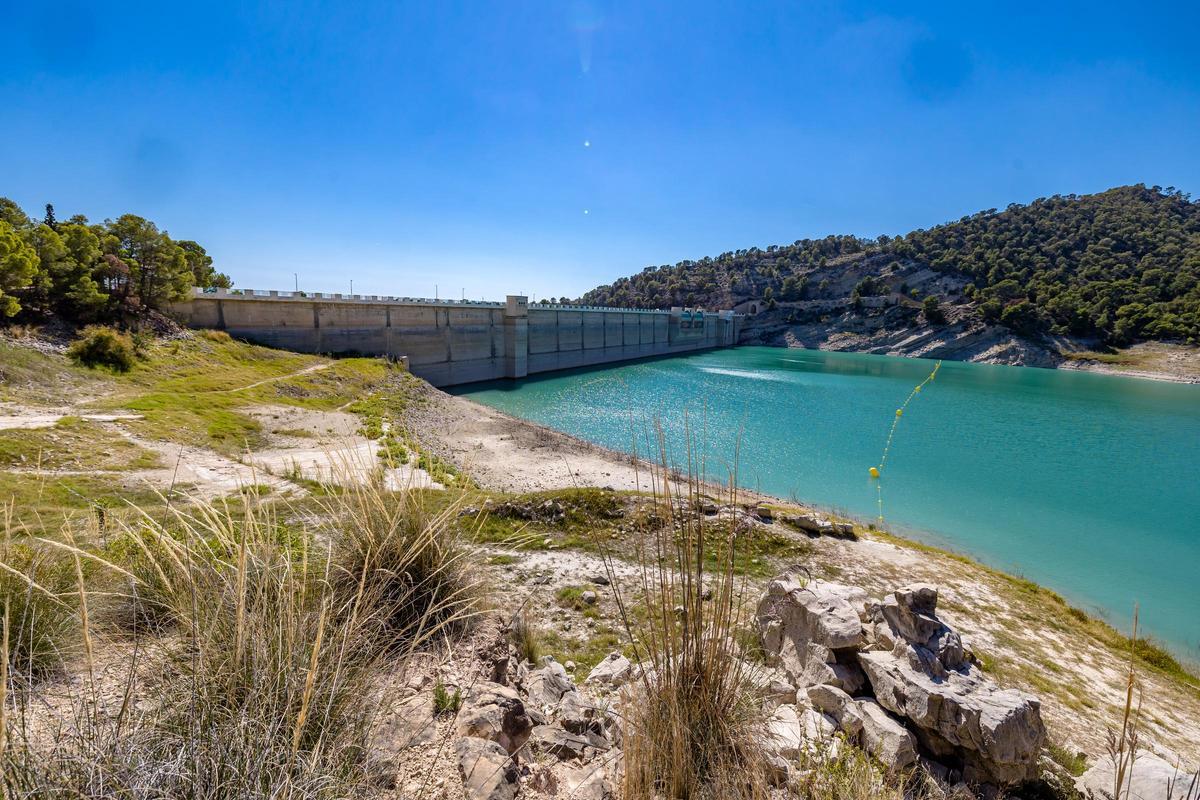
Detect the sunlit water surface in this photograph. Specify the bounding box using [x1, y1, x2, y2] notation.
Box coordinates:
[454, 347, 1200, 657]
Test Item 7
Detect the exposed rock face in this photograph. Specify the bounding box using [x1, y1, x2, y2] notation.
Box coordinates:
[366, 690, 437, 776]
[855, 698, 919, 773]
[526, 657, 575, 711]
[527, 723, 611, 761]
[456, 736, 519, 800]
[455, 682, 534, 755]
[757, 575, 1047, 789]
[766, 703, 838, 760]
[780, 512, 856, 539]
[586, 652, 634, 689]
[861, 585, 1046, 785]
[756, 571, 868, 692]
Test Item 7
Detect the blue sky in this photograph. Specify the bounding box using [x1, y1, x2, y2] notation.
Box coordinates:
[3, 1, 1198, 300]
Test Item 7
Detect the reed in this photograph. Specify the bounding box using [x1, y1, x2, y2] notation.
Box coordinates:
[604, 418, 771, 800]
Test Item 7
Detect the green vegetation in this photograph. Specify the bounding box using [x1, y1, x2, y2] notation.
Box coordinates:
[1048, 742, 1088, 778]
[580, 234, 864, 309]
[0, 197, 228, 322]
[433, 679, 463, 714]
[0, 540, 79, 679]
[0, 416, 161, 471]
[65, 325, 137, 372]
[509, 610, 541, 665]
[579, 185, 1200, 346]
[88, 336, 419, 456]
[0, 473, 164, 534]
[0, 338, 106, 405]
[538, 624, 623, 675]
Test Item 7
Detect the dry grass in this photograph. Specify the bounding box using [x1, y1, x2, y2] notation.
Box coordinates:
[0, 474, 477, 799]
[604, 422, 772, 800]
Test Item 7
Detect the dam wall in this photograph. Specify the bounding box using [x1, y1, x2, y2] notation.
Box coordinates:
[172, 289, 742, 387]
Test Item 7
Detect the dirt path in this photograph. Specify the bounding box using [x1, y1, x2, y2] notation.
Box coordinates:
[201, 362, 332, 394]
[0, 412, 144, 430]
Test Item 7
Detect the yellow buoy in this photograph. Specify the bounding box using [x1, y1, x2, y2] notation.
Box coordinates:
[895, 409, 903, 417]
[869, 466, 880, 479]
[914, 386, 921, 393]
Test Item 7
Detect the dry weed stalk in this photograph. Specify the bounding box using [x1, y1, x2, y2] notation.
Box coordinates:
[602, 417, 771, 800]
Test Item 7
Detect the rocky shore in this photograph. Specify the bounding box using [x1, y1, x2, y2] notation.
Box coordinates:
[740, 307, 1200, 384]
[400, 384, 1200, 781]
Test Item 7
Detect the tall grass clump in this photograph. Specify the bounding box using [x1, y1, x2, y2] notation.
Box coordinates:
[320, 476, 479, 654]
[66, 325, 136, 372]
[1, 476, 478, 799]
[0, 536, 79, 681]
[605, 422, 771, 800]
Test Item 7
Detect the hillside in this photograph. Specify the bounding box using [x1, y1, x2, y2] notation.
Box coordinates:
[577, 186, 1200, 363]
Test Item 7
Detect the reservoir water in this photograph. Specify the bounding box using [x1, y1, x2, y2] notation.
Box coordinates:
[454, 346, 1200, 658]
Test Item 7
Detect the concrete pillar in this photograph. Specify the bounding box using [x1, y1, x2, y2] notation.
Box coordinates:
[503, 295, 529, 379]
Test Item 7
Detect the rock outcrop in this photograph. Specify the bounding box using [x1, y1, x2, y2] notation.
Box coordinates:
[756, 571, 1047, 789]
[455, 682, 534, 755]
[450, 638, 618, 800]
[456, 736, 520, 800]
[757, 572, 868, 694]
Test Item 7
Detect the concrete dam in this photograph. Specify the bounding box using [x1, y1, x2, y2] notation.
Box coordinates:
[172, 289, 743, 387]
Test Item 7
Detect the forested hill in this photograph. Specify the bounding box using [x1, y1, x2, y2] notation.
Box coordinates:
[577, 185, 1200, 346]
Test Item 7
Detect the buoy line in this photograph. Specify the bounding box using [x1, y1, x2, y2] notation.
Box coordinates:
[870, 360, 942, 525]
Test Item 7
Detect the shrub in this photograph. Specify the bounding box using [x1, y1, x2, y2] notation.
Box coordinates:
[198, 329, 232, 343]
[66, 325, 135, 372]
[922, 295, 946, 324]
[510, 609, 541, 665]
[433, 679, 462, 715]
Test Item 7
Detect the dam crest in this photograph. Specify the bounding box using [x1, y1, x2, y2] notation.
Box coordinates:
[172, 289, 743, 387]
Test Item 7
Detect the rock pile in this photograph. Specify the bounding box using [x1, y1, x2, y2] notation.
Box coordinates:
[755, 568, 1047, 789]
[447, 644, 621, 800]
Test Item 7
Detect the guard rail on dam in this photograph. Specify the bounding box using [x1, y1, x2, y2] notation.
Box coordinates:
[171, 289, 743, 387]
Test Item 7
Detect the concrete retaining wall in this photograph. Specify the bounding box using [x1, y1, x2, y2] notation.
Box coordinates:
[172, 290, 741, 387]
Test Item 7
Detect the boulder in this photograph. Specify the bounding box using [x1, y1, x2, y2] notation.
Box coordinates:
[869, 584, 969, 676]
[854, 698, 918, 774]
[557, 689, 605, 736]
[527, 657, 575, 711]
[455, 736, 519, 800]
[455, 682, 534, 755]
[805, 684, 863, 738]
[586, 652, 634, 689]
[527, 724, 596, 761]
[1077, 752, 1199, 800]
[556, 761, 616, 800]
[365, 691, 438, 781]
[756, 574, 867, 687]
[796, 642, 867, 694]
[766, 703, 837, 760]
[859, 643, 1044, 785]
[781, 513, 856, 539]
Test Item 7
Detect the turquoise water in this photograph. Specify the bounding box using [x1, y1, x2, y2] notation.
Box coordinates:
[454, 346, 1200, 657]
